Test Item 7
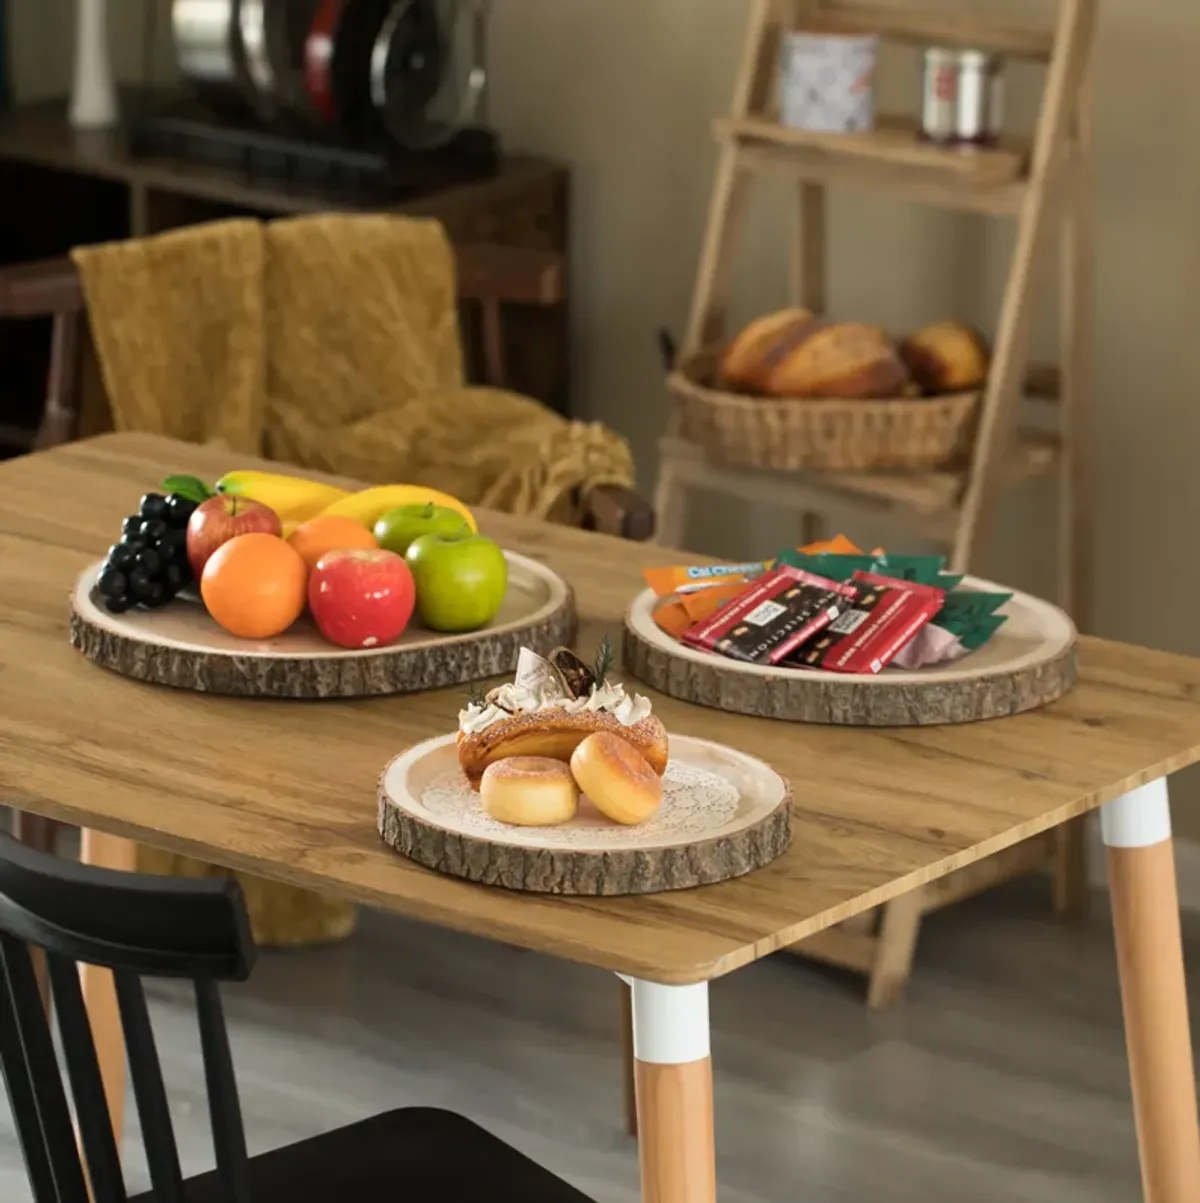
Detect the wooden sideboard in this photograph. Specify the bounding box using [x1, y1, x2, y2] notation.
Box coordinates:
[0, 97, 570, 450]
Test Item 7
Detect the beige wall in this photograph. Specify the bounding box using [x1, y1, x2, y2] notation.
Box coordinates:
[13, 1, 1200, 833]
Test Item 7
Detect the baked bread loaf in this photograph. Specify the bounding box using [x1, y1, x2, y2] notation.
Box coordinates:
[899, 320, 989, 393]
[720, 308, 815, 392]
[720, 310, 909, 399]
[570, 732, 662, 826]
[480, 757, 579, 826]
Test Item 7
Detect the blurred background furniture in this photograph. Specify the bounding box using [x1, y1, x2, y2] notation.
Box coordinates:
[0, 95, 571, 454]
[0, 827, 596, 1202]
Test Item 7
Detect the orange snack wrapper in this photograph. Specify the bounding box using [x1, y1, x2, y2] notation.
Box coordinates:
[797, 534, 864, 555]
[651, 595, 694, 638]
[680, 582, 750, 624]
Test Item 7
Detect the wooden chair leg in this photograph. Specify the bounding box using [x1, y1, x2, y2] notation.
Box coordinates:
[620, 978, 638, 1138]
[79, 830, 138, 1151]
[652, 454, 688, 550]
[867, 886, 925, 1009]
[33, 311, 83, 450]
[12, 813, 63, 1012]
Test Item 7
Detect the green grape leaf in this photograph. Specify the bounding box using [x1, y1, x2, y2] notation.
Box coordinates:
[162, 474, 214, 503]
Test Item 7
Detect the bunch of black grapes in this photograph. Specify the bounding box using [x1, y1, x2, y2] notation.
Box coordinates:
[96, 493, 197, 614]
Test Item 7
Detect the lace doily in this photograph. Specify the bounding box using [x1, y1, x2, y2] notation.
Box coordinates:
[414, 760, 742, 850]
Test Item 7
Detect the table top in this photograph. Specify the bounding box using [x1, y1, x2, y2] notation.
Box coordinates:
[4, 434, 1200, 984]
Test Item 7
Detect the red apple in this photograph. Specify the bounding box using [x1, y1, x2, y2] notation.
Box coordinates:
[308, 548, 415, 649]
[187, 496, 282, 578]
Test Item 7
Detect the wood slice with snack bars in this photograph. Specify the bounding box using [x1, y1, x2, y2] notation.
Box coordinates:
[377, 643, 793, 894]
[623, 535, 1077, 726]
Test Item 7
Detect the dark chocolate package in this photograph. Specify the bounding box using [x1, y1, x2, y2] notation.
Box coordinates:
[785, 573, 945, 674]
[682, 565, 852, 665]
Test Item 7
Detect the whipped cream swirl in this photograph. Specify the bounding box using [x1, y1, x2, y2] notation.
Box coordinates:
[458, 678, 652, 734]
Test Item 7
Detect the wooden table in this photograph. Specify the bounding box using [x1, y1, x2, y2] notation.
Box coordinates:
[2, 433, 1199, 1203]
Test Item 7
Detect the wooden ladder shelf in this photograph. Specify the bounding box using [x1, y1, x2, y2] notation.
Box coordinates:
[652, 0, 1098, 1009]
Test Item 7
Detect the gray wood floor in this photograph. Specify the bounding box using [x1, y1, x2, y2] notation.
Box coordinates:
[0, 876, 1192, 1202]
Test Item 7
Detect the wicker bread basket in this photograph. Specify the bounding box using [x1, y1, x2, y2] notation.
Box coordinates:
[667, 348, 980, 472]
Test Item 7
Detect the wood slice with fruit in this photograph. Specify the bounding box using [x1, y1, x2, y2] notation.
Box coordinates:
[377, 733, 793, 895]
[70, 550, 575, 698]
[622, 579, 1076, 726]
[69, 477, 575, 697]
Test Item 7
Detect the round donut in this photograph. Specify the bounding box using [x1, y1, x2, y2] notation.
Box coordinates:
[479, 757, 579, 827]
[570, 731, 662, 826]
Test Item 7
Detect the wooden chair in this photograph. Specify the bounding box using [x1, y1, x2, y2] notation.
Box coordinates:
[0, 828, 596, 1203]
[0, 243, 655, 542]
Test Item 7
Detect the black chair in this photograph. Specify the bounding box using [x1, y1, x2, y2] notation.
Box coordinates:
[0, 830, 595, 1203]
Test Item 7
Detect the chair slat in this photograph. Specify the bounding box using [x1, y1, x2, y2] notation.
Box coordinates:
[113, 970, 186, 1203]
[195, 978, 253, 1203]
[0, 934, 90, 1203]
[0, 942, 61, 1203]
[47, 953, 127, 1203]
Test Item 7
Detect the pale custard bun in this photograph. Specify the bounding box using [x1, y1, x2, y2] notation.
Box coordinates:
[570, 731, 662, 826]
[480, 757, 579, 827]
[457, 644, 668, 790]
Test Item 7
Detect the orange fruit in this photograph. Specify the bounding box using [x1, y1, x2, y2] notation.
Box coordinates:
[201, 533, 307, 639]
[287, 514, 377, 570]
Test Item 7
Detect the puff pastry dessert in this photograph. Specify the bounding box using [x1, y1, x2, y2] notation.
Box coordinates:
[457, 644, 668, 789]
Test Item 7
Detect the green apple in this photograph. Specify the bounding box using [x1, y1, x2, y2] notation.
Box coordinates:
[406, 529, 508, 632]
[373, 503, 467, 556]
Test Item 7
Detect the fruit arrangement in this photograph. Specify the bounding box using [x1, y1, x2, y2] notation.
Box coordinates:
[718, 311, 989, 400]
[94, 470, 508, 650]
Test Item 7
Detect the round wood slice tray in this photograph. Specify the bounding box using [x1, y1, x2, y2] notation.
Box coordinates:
[623, 577, 1077, 726]
[69, 552, 576, 698]
[377, 733, 793, 895]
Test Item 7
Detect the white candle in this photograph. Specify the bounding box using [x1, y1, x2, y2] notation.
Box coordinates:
[69, 0, 118, 129]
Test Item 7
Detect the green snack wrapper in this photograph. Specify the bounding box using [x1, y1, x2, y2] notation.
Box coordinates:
[868, 554, 948, 586]
[774, 551, 874, 579]
[932, 589, 1012, 635]
[776, 549, 954, 588]
[956, 612, 1008, 651]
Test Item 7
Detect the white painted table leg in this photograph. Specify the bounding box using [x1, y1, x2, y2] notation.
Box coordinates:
[626, 977, 716, 1203]
[1102, 780, 1200, 1202]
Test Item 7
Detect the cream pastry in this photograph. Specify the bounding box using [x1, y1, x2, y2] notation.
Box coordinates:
[457, 644, 668, 789]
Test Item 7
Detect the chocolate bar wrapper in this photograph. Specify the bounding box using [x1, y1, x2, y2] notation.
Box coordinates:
[786, 574, 943, 674]
[681, 566, 852, 665]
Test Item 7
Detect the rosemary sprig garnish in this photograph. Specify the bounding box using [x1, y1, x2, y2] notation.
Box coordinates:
[465, 682, 487, 708]
[592, 634, 614, 687]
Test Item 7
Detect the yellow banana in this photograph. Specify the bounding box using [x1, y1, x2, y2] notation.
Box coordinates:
[319, 485, 476, 531]
[216, 470, 350, 525]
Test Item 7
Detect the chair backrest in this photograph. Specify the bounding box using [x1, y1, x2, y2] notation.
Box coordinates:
[0, 829, 257, 1203]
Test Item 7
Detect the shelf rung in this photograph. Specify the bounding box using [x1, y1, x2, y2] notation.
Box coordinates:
[735, 142, 1027, 216]
[814, 1, 1055, 60]
[720, 115, 1028, 186]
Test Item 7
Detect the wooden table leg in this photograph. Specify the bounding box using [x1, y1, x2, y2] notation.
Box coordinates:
[1102, 779, 1200, 1202]
[620, 978, 638, 1137]
[626, 976, 715, 1203]
[79, 829, 136, 1151]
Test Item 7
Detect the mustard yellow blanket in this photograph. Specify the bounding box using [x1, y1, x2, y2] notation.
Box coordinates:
[72, 215, 633, 524]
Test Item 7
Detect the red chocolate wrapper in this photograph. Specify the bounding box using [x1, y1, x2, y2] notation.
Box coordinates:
[681, 566, 853, 664]
[784, 572, 944, 674]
